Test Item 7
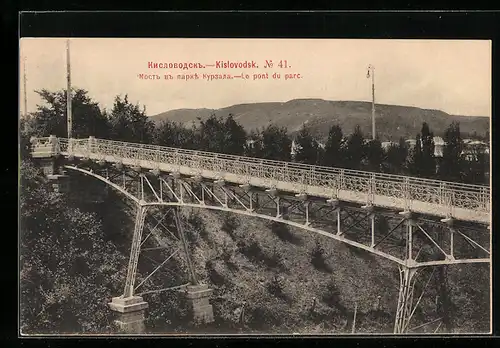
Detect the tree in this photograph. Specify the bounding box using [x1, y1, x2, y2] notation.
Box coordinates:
[195, 113, 247, 154]
[28, 88, 110, 139]
[107, 94, 154, 143]
[439, 122, 464, 182]
[248, 125, 292, 161]
[197, 113, 227, 153]
[384, 137, 408, 174]
[294, 124, 320, 165]
[223, 114, 247, 155]
[397, 137, 409, 173]
[245, 130, 263, 158]
[153, 119, 196, 148]
[322, 124, 345, 168]
[344, 125, 366, 170]
[365, 139, 384, 172]
[261, 125, 292, 162]
[20, 161, 126, 333]
[420, 122, 436, 178]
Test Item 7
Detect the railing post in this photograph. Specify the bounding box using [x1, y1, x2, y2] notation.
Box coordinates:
[404, 177, 411, 212]
[67, 137, 75, 155]
[482, 187, 489, 212]
[440, 182, 447, 206]
[369, 173, 376, 205]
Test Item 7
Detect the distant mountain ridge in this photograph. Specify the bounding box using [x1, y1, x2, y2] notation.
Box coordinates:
[149, 99, 489, 142]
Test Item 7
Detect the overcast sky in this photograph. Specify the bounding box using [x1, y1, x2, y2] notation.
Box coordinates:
[19, 38, 491, 117]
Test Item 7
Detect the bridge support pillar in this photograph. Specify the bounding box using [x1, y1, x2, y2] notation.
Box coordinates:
[184, 284, 214, 324]
[33, 156, 70, 193]
[47, 174, 70, 193]
[37, 157, 58, 176]
[108, 296, 148, 334]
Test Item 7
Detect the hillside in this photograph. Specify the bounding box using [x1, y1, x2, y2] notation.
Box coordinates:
[149, 99, 489, 142]
[134, 203, 489, 334]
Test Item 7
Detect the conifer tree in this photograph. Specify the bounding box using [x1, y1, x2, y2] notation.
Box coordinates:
[439, 122, 464, 182]
[344, 125, 366, 170]
[322, 124, 345, 168]
[365, 139, 384, 172]
[251, 125, 292, 161]
[420, 122, 436, 178]
[294, 124, 320, 165]
[223, 114, 247, 155]
[398, 137, 409, 165]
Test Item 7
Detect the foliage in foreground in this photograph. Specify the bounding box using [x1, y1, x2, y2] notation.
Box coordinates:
[20, 161, 127, 334]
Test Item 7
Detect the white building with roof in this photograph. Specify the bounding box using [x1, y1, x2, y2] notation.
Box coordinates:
[433, 136, 445, 158]
[381, 141, 396, 151]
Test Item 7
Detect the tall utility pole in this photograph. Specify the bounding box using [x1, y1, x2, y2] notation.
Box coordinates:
[23, 56, 28, 118]
[367, 64, 376, 140]
[66, 39, 72, 139]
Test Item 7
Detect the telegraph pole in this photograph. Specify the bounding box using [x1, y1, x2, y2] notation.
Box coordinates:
[66, 39, 72, 139]
[367, 64, 376, 140]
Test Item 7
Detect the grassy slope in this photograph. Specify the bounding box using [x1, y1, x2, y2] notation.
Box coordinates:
[181, 208, 490, 334]
[149, 99, 489, 141]
[176, 208, 408, 334]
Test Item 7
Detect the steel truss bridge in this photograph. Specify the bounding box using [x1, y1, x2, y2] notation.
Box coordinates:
[30, 136, 491, 334]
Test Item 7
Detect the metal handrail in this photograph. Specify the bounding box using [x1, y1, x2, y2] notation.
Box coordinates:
[30, 136, 490, 213]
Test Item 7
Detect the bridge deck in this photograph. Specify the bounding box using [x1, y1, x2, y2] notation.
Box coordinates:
[31, 137, 491, 224]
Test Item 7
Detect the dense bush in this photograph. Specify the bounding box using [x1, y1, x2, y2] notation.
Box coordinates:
[20, 161, 127, 333]
[270, 221, 302, 245]
[221, 213, 240, 239]
[310, 238, 332, 273]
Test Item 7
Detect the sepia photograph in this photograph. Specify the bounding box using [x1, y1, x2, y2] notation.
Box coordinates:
[19, 38, 491, 335]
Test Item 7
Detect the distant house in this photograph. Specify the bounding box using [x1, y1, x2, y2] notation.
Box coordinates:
[245, 139, 257, 152]
[405, 139, 417, 149]
[404, 135, 489, 161]
[468, 140, 488, 147]
[381, 141, 396, 151]
[461, 141, 489, 161]
[404, 137, 445, 158]
[290, 139, 326, 158]
[433, 136, 445, 158]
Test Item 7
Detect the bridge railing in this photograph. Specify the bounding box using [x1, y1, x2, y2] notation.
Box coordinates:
[30, 136, 490, 213]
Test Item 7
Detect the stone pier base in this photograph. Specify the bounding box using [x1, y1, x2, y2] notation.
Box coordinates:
[47, 174, 70, 193]
[108, 296, 148, 334]
[185, 284, 214, 324]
